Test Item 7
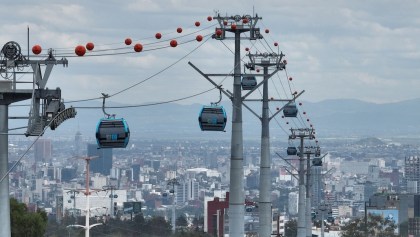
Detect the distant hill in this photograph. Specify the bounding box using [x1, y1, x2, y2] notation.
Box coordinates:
[7, 98, 420, 140]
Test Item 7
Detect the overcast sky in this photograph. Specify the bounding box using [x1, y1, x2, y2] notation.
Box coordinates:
[2, 0, 420, 107]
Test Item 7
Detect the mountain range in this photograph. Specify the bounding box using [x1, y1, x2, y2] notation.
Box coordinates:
[7, 98, 420, 140]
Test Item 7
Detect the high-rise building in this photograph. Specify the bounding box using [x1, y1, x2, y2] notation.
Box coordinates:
[176, 179, 200, 204]
[74, 131, 82, 156]
[311, 166, 324, 207]
[288, 192, 299, 215]
[34, 139, 52, 163]
[87, 144, 113, 175]
[405, 156, 420, 194]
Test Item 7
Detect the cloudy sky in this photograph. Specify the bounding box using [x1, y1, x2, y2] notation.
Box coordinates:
[2, 0, 420, 107]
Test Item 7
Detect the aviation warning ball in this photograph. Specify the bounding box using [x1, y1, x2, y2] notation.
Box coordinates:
[303, 112, 306, 115]
[243, 18, 249, 24]
[195, 21, 200, 27]
[75, 45, 86, 56]
[265, 29, 270, 33]
[274, 42, 278, 47]
[177, 27, 183, 33]
[125, 38, 132, 45]
[231, 24, 237, 30]
[134, 43, 143, 52]
[170, 40, 178, 47]
[223, 20, 228, 26]
[307, 119, 310, 122]
[155, 33, 162, 39]
[207, 16, 213, 21]
[276, 107, 280, 111]
[286, 122, 289, 124]
[283, 59, 287, 65]
[216, 29, 223, 36]
[299, 102, 302, 106]
[86, 42, 94, 51]
[245, 47, 249, 51]
[256, 68, 260, 73]
[196, 35, 203, 42]
[289, 77, 293, 81]
[32, 45, 42, 55]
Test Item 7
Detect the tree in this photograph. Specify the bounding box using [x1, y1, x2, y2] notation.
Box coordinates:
[340, 213, 398, 237]
[284, 219, 297, 237]
[176, 214, 188, 228]
[10, 198, 48, 237]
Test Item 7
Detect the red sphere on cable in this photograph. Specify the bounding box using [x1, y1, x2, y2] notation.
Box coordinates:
[231, 24, 237, 30]
[170, 40, 178, 47]
[303, 112, 306, 115]
[223, 20, 228, 26]
[274, 42, 278, 47]
[207, 16, 213, 21]
[134, 43, 143, 52]
[75, 45, 86, 56]
[32, 45, 42, 55]
[243, 18, 249, 24]
[307, 119, 310, 122]
[289, 77, 293, 81]
[177, 27, 183, 33]
[245, 47, 249, 51]
[155, 33, 162, 39]
[195, 21, 200, 27]
[286, 122, 289, 125]
[86, 42, 94, 51]
[265, 29, 270, 33]
[196, 35, 203, 42]
[256, 68, 260, 73]
[283, 59, 288, 64]
[125, 38, 132, 45]
[276, 107, 280, 111]
[299, 102, 302, 106]
[216, 29, 223, 36]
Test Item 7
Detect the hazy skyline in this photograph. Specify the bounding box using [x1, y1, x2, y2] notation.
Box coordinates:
[1, 0, 419, 107]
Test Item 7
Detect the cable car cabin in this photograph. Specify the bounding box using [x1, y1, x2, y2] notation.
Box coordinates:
[241, 76, 257, 90]
[287, 146, 298, 156]
[198, 106, 227, 131]
[96, 118, 130, 148]
[283, 102, 298, 117]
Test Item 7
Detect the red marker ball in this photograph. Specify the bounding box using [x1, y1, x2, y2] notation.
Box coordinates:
[75, 45, 86, 56]
[195, 21, 200, 27]
[216, 29, 223, 36]
[134, 43, 143, 52]
[265, 29, 269, 33]
[231, 24, 237, 30]
[155, 33, 162, 39]
[207, 16, 213, 21]
[32, 45, 42, 55]
[125, 38, 132, 45]
[177, 27, 182, 33]
[170, 40, 178, 47]
[243, 18, 249, 24]
[274, 42, 278, 46]
[245, 47, 249, 51]
[196, 35, 203, 42]
[289, 77, 293, 81]
[86, 42, 94, 51]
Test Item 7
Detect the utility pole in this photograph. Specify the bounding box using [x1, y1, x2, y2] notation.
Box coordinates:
[289, 128, 315, 237]
[244, 52, 305, 237]
[189, 13, 263, 237]
[66, 189, 80, 224]
[0, 41, 69, 237]
[68, 156, 102, 237]
[303, 146, 318, 237]
[102, 185, 117, 218]
[167, 178, 180, 234]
